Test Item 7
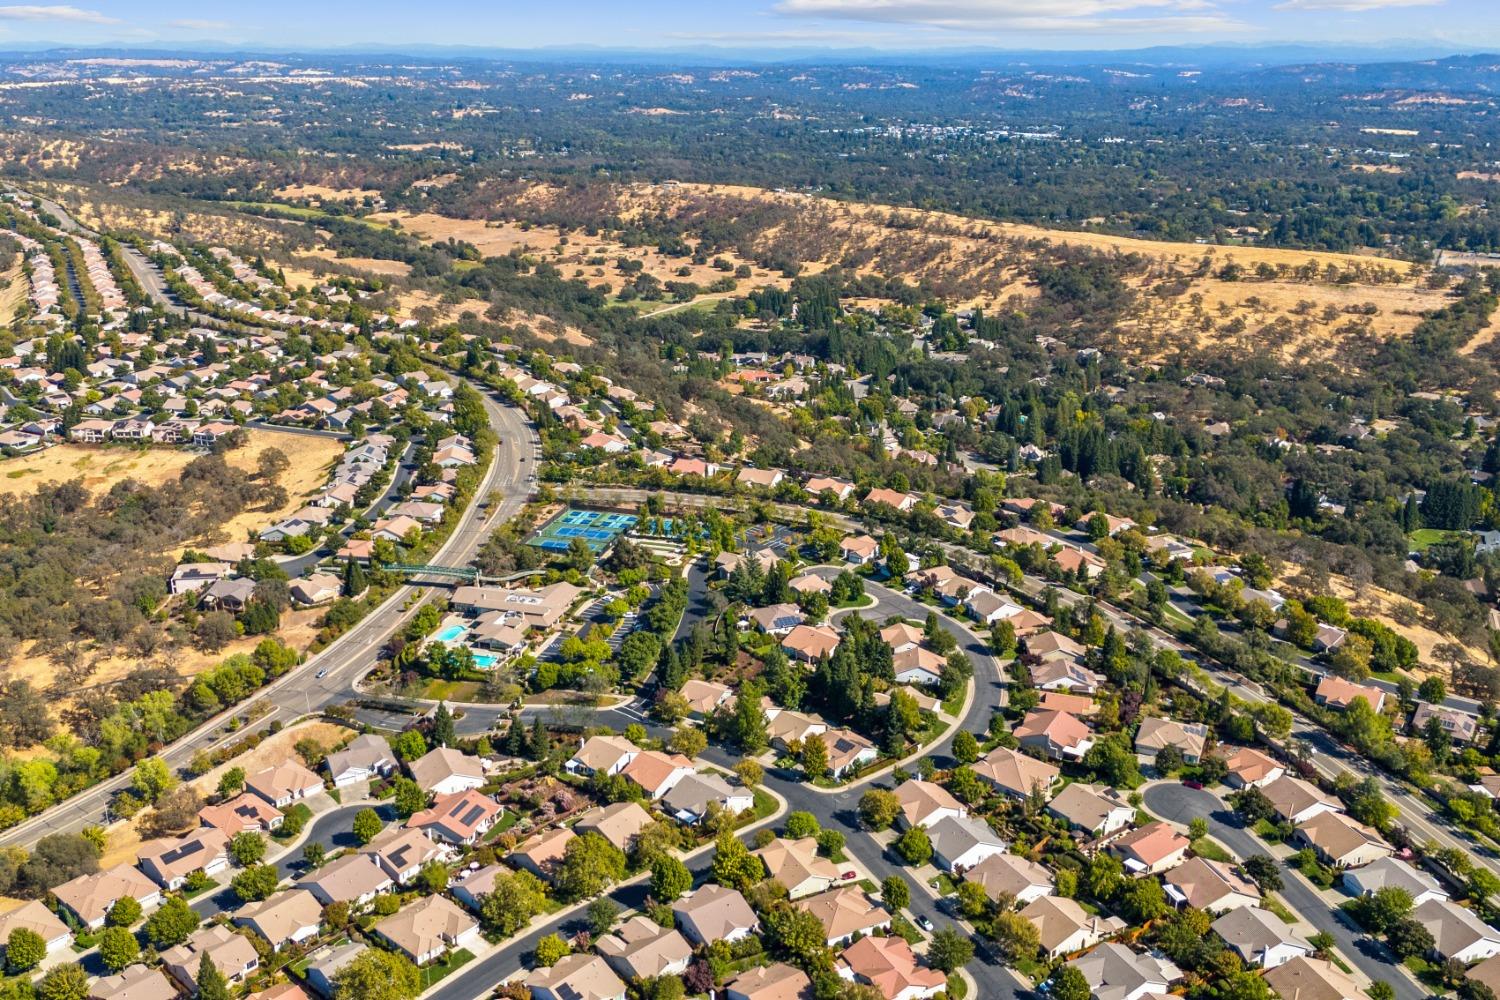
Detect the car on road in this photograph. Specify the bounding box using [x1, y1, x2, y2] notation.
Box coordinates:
[916, 915, 934, 931]
[1182, 778, 1203, 789]
[315, 669, 328, 679]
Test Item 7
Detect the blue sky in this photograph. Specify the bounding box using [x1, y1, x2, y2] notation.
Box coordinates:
[0, 0, 1494, 53]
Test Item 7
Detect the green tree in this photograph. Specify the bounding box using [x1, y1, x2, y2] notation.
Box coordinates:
[927, 928, 975, 972]
[534, 934, 571, 967]
[417, 860, 450, 896]
[229, 831, 266, 867]
[106, 896, 142, 928]
[97, 926, 139, 973]
[1050, 965, 1092, 1000]
[894, 826, 932, 866]
[231, 864, 280, 903]
[784, 812, 821, 839]
[217, 766, 245, 798]
[353, 807, 384, 845]
[588, 898, 620, 936]
[952, 730, 979, 764]
[651, 856, 693, 901]
[711, 832, 763, 891]
[992, 910, 1042, 960]
[37, 963, 90, 1000]
[197, 954, 230, 1000]
[881, 875, 911, 910]
[144, 895, 199, 949]
[1419, 677, 1448, 704]
[432, 702, 456, 747]
[859, 789, 900, 830]
[332, 948, 422, 1000]
[556, 831, 627, 901]
[764, 904, 831, 969]
[5, 927, 44, 973]
[478, 869, 548, 936]
[303, 841, 327, 869]
[131, 758, 176, 803]
[392, 777, 427, 818]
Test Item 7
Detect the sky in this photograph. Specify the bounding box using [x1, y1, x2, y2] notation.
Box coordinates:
[0, 0, 1494, 54]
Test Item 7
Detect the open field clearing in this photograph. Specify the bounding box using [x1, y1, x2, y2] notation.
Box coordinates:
[501, 181, 1447, 366]
[189, 720, 355, 800]
[0, 261, 26, 322]
[1277, 570, 1490, 675]
[275, 183, 383, 202]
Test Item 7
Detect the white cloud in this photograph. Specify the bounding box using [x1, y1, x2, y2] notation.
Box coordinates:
[0, 4, 119, 23]
[772, 0, 1236, 31]
[1274, 0, 1440, 9]
[168, 18, 231, 31]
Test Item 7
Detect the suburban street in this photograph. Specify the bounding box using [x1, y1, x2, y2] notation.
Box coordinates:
[1144, 783, 1424, 1000]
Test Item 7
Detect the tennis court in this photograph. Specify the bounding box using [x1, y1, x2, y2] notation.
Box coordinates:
[529, 507, 639, 552]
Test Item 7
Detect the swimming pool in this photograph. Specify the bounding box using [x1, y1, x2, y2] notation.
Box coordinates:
[436, 624, 467, 643]
[472, 652, 499, 669]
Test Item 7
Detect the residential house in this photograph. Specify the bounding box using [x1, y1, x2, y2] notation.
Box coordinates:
[725, 963, 812, 1000]
[673, 884, 760, 946]
[819, 728, 879, 779]
[1342, 857, 1448, 905]
[53, 865, 162, 931]
[1015, 709, 1094, 761]
[748, 602, 805, 635]
[1224, 747, 1285, 789]
[1262, 775, 1342, 825]
[297, 853, 392, 908]
[169, 562, 232, 595]
[755, 837, 842, 899]
[1022, 895, 1127, 958]
[363, 827, 447, 885]
[1414, 898, 1500, 963]
[0, 901, 70, 960]
[324, 734, 396, 788]
[1111, 822, 1191, 876]
[595, 915, 693, 981]
[87, 965, 179, 1000]
[840, 534, 879, 564]
[1295, 812, 1393, 868]
[136, 828, 231, 890]
[374, 894, 481, 965]
[1164, 857, 1261, 913]
[566, 735, 640, 778]
[972, 746, 1060, 801]
[289, 573, 342, 607]
[927, 814, 1009, 875]
[1047, 783, 1135, 837]
[678, 680, 735, 718]
[806, 477, 856, 503]
[781, 624, 842, 662]
[863, 489, 916, 513]
[574, 801, 655, 853]
[661, 772, 754, 825]
[1134, 718, 1209, 765]
[1212, 906, 1313, 969]
[1263, 958, 1364, 1000]
[963, 852, 1054, 905]
[509, 827, 576, 884]
[233, 889, 323, 950]
[408, 747, 486, 795]
[406, 790, 503, 845]
[894, 780, 967, 830]
[621, 750, 696, 800]
[1031, 658, 1106, 695]
[1412, 702, 1481, 744]
[199, 792, 284, 836]
[525, 954, 627, 1000]
[161, 926, 260, 993]
[1314, 676, 1386, 713]
[245, 761, 323, 808]
[794, 887, 891, 946]
[892, 646, 947, 687]
[836, 934, 946, 1000]
[1069, 943, 1179, 1000]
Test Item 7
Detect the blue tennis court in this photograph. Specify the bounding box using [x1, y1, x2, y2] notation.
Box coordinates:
[529, 507, 638, 553]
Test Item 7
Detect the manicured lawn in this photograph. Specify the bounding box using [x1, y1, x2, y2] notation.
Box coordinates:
[751, 789, 779, 820]
[1409, 528, 1462, 552]
[1263, 895, 1298, 925]
[182, 877, 220, 899]
[928, 873, 959, 896]
[889, 914, 923, 945]
[1191, 837, 1233, 862]
[418, 949, 476, 989]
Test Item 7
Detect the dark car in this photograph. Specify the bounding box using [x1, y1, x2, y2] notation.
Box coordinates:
[1182, 779, 1203, 790]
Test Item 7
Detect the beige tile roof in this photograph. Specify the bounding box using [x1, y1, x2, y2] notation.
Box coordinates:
[1263, 957, 1363, 1000]
[53, 864, 159, 927]
[234, 889, 323, 947]
[374, 894, 477, 960]
[792, 887, 890, 942]
[524, 953, 627, 1000]
[726, 962, 812, 1000]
